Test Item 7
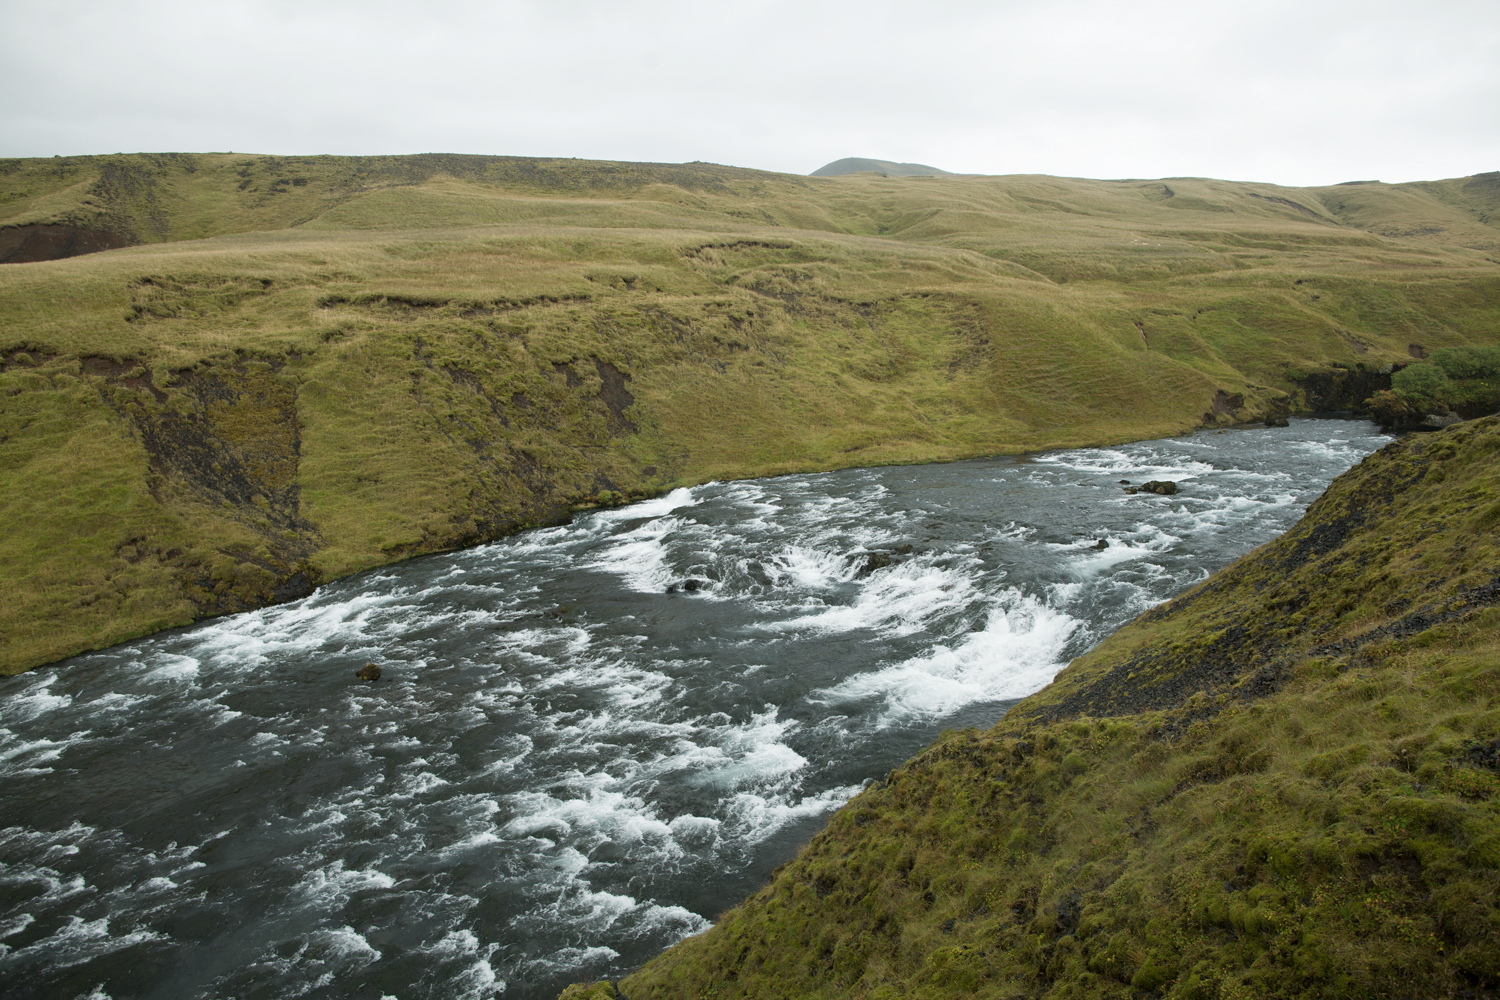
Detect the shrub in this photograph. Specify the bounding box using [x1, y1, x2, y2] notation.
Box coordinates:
[1392, 361, 1454, 406]
[1391, 344, 1500, 416]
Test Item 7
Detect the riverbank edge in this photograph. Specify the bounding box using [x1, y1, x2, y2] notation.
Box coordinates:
[599, 415, 1500, 999]
[7, 407, 1372, 678]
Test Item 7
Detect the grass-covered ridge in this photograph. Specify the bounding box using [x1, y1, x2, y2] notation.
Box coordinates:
[2, 154, 1499, 673]
[613, 416, 1500, 1000]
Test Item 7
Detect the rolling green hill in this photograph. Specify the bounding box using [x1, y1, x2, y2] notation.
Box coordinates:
[1, 154, 1499, 673]
[810, 158, 954, 178]
[607, 415, 1500, 1000]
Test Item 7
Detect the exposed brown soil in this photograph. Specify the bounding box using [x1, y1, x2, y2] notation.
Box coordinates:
[0, 224, 133, 264]
[594, 359, 637, 434]
[1, 347, 60, 370]
[1206, 389, 1245, 420]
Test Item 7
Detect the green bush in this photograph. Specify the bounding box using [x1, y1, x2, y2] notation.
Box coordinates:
[1392, 361, 1454, 404]
[1432, 344, 1500, 381]
[1392, 344, 1500, 413]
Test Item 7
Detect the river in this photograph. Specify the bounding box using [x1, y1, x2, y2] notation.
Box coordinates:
[0, 418, 1390, 999]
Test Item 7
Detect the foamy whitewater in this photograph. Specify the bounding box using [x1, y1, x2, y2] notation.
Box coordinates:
[0, 419, 1389, 999]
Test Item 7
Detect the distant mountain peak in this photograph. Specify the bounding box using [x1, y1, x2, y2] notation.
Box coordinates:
[810, 157, 952, 178]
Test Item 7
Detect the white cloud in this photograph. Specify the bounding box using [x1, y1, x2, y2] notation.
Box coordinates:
[1, 0, 1496, 185]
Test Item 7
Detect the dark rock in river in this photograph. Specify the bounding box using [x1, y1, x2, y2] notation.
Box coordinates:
[1094, 539, 1109, 550]
[589, 840, 626, 863]
[356, 662, 382, 681]
[683, 579, 701, 592]
[857, 552, 892, 577]
[1135, 481, 1178, 496]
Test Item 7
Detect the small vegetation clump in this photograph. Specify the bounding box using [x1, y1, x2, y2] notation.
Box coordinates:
[617, 418, 1500, 999]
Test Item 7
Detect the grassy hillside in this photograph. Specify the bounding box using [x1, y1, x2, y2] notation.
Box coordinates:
[2, 154, 1499, 673]
[611, 415, 1500, 1000]
[811, 158, 953, 178]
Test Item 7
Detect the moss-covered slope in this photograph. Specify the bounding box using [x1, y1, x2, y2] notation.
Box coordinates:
[2, 155, 1499, 673]
[618, 417, 1500, 1000]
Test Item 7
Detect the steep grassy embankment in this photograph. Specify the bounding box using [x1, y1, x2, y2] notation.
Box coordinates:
[610, 417, 1500, 1000]
[2, 154, 1499, 673]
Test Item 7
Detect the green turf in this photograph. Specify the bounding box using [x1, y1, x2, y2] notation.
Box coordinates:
[2, 154, 1498, 672]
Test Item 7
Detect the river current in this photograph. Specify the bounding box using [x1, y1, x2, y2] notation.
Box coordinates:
[0, 419, 1390, 999]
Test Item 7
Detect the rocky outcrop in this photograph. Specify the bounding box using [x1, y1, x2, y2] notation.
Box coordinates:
[1287, 363, 1394, 412]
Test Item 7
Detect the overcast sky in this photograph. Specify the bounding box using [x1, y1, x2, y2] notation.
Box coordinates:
[3, 0, 1496, 187]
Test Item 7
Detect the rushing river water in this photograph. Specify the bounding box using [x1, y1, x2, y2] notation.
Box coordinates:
[0, 419, 1390, 1000]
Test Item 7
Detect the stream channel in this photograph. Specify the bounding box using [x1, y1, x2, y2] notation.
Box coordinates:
[0, 418, 1391, 1000]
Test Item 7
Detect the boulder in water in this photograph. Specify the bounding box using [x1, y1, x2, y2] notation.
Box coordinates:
[1094, 539, 1109, 550]
[356, 662, 381, 682]
[1137, 481, 1178, 496]
[857, 552, 892, 577]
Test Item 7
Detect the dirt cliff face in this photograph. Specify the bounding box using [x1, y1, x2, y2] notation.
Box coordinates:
[102, 357, 320, 615]
[617, 418, 1500, 1000]
[0, 224, 133, 263]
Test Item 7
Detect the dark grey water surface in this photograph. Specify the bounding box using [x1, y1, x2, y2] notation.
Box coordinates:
[0, 419, 1390, 1000]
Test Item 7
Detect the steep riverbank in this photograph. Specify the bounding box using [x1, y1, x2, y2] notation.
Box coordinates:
[2, 155, 1499, 673]
[0, 421, 1389, 999]
[611, 416, 1500, 999]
